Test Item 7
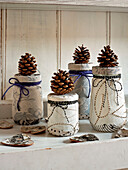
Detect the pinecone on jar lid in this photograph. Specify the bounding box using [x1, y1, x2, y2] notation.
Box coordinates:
[51, 69, 74, 95]
[73, 44, 90, 64]
[18, 53, 37, 76]
[98, 45, 118, 67]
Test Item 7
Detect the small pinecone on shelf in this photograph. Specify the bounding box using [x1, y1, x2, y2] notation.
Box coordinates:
[98, 45, 119, 67]
[51, 69, 74, 95]
[73, 44, 90, 64]
[18, 53, 37, 76]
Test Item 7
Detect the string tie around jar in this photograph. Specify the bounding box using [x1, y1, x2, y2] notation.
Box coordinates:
[92, 74, 122, 106]
[47, 100, 78, 123]
[69, 70, 93, 98]
[1, 77, 42, 111]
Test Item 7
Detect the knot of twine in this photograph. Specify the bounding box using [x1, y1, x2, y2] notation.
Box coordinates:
[69, 70, 93, 98]
[47, 100, 78, 123]
[92, 74, 122, 106]
[2, 77, 42, 111]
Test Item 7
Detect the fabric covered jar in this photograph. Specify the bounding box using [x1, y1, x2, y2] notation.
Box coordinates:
[12, 73, 43, 125]
[89, 66, 127, 132]
[47, 93, 79, 136]
[68, 63, 93, 119]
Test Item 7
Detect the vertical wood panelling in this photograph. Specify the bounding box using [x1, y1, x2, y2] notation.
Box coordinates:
[0, 10, 1, 99]
[111, 12, 128, 95]
[1, 9, 7, 100]
[5, 10, 57, 100]
[56, 10, 61, 69]
[61, 11, 107, 70]
[1, 9, 128, 102]
[106, 11, 111, 45]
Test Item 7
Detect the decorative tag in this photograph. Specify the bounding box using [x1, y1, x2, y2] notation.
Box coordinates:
[112, 128, 128, 138]
[21, 126, 46, 134]
[0, 120, 13, 129]
[1, 134, 34, 147]
[70, 134, 99, 143]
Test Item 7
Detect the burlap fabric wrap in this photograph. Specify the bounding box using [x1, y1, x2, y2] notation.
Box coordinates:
[12, 74, 43, 125]
[68, 63, 93, 119]
[47, 93, 79, 136]
[90, 66, 127, 132]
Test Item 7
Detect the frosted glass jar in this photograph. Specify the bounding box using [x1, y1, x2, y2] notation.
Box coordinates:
[68, 63, 93, 119]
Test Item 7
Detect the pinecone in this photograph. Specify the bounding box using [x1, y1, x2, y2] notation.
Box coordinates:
[98, 45, 118, 67]
[18, 53, 37, 76]
[73, 44, 90, 64]
[51, 69, 74, 95]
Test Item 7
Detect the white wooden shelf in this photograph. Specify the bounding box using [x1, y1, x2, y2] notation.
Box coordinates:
[1, 0, 128, 12]
[0, 0, 128, 7]
[0, 119, 128, 170]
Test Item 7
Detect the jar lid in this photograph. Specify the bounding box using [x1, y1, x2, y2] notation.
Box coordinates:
[68, 63, 93, 71]
[48, 93, 78, 101]
[14, 73, 41, 82]
[92, 66, 122, 76]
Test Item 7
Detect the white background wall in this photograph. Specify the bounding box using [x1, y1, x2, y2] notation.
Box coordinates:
[1, 9, 128, 101]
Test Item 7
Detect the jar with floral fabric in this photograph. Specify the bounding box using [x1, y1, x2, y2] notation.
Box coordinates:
[2, 53, 43, 125]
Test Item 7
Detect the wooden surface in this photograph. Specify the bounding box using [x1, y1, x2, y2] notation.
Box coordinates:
[1, 119, 128, 170]
[0, 0, 128, 8]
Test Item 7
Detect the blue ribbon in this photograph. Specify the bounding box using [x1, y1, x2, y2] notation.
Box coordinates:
[1, 77, 42, 111]
[69, 70, 93, 98]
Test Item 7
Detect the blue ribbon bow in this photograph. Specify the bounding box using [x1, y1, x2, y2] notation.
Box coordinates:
[2, 77, 42, 111]
[69, 70, 93, 98]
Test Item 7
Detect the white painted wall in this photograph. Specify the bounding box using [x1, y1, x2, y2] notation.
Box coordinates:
[61, 11, 107, 69]
[5, 10, 57, 100]
[111, 12, 128, 95]
[1, 9, 128, 101]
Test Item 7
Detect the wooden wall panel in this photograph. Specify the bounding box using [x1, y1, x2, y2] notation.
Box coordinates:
[61, 11, 107, 70]
[0, 9, 1, 99]
[1, 0, 128, 8]
[1, 9, 128, 102]
[5, 9, 57, 100]
[111, 12, 128, 95]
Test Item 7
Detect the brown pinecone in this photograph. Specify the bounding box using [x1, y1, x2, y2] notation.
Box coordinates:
[51, 69, 74, 95]
[18, 53, 37, 76]
[98, 45, 118, 67]
[73, 44, 90, 64]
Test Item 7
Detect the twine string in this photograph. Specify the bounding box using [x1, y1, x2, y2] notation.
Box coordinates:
[1, 77, 42, 111]
[47, 100, 78, 123]
[69, 70, 93, 98]
[93, 74, 122, 106]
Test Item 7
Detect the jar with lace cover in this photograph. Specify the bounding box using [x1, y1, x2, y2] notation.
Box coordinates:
[47, 93, 79, 136]
[89, 66, 127, 132]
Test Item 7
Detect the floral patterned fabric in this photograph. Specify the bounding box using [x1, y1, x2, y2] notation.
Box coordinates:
[12, 74, 43, 125]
